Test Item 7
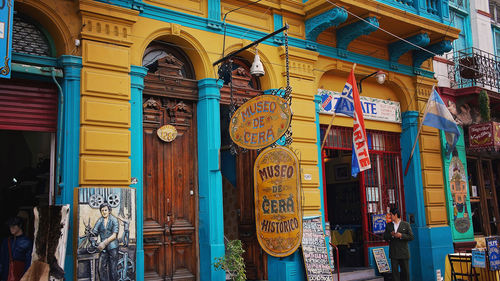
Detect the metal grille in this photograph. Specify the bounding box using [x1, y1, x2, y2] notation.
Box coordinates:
[322, 126, 404, 243]
[12, 15, 52, 57]
[447, 47, 500, 92]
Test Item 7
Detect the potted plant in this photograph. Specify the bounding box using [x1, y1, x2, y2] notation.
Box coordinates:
[214, 239, 246, 281]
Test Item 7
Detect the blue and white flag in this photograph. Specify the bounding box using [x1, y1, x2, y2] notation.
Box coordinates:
[422, 89, 461, 153]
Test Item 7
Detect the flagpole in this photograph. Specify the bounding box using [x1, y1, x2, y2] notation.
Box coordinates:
[403, 85, 435, 176]
[320, 63, 356, 151]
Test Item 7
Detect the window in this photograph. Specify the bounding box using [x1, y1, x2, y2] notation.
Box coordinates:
[494, 27, 500, 57]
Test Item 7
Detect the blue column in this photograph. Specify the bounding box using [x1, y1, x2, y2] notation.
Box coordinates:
[56, 55, 82, 281]
[197, 78, 225, 281]
[401, 111, 453, 281]
[208, 0, 221, 21]
[266, 90, 307, 281]
[130, 65, 148, 281]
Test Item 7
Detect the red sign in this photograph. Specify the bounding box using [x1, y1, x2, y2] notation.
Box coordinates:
[468, 122, 500, 150]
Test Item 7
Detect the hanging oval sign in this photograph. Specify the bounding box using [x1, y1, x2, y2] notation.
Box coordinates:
[157, 125, 178, 142]
[230, 94, 292, 150]
[254, 146, 302, 257]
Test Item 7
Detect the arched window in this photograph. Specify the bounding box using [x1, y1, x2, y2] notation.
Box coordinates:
[142, 41, 195, 79]
[12, 14, 53, 57]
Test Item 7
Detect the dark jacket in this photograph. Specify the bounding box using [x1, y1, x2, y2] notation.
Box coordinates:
[0, 235, 33, 281]
[383, 220, 414, 259]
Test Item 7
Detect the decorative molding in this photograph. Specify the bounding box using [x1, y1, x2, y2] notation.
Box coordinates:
[79, 0, 138, 47]
[413, 40, 452, 69]
[389, 33, 430, 69]
[305, 8, 348, 42]
[336, 17, 379, 50]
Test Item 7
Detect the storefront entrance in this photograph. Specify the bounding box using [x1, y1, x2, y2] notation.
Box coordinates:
[0, 79, 56, 242]
[322, 126, 404, 267]
[467, 156, 500, 236]
[142, 43, 199, 281]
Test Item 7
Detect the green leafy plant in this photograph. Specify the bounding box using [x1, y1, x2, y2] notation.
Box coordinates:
[214, 239, 246, 281]
[479, 90, 490, 122]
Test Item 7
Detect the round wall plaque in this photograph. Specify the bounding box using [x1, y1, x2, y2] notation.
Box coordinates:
[157, 125, 178, 142]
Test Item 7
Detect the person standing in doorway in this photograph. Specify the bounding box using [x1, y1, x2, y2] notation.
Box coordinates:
[92, 203, 119, 281]
[383, 207, 414, 281]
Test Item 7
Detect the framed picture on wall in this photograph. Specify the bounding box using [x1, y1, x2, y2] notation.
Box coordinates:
[334, 164, 350, 181]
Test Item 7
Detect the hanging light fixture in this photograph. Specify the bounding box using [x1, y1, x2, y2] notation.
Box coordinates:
[375, 71, 387, 84]
[250, 47, 265, 77]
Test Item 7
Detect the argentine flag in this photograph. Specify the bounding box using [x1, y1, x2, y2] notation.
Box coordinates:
[422, 89, 461, 153]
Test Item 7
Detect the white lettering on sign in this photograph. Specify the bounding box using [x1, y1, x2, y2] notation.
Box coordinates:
[318, 88, 401, 123]
[0, 22, 4, 39]
[304, 174, 312, 181]
[353, 119, 371, 169]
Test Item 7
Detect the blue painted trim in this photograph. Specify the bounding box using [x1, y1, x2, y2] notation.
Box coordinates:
[389, 33, 430, 68]
[413, 40, 452, 68]
[56, 55, 82, 281]
[273, 14, 285, 45]
[305, 8, 348, 42]
[375, 0, 450, 23]
[197, 78, 226, 281]
[94, 2, 437, 76]
[12, 52, 58, 67]
[336, 17, 379, 50]
[208, 0, 221, 21]
[130, 65, 148, 281]
[493, 26, 500, 57]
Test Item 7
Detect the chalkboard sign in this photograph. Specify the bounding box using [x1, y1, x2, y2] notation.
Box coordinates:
[372, 248, 390, 273]
[302, 217, 333, 281]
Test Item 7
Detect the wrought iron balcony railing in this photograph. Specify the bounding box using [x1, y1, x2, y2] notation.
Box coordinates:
[447, 47, 500, 92]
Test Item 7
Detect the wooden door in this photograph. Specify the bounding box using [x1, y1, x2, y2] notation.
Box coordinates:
[143, 96, 198, 281]
[236, 150, 268, 280]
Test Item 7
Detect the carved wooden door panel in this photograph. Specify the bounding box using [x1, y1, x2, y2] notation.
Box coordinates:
[236, 150, 268, 280]
[143, 96, 198, 281]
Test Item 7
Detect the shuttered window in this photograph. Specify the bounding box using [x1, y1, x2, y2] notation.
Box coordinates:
[0, 79, 58, 132]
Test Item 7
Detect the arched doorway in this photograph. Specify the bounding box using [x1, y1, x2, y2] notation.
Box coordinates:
[142, 42, 198, 281]
[219, 58, 268, 280]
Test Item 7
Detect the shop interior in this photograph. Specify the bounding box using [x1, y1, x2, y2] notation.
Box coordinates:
[323, 148, 365, 268]
[0, 130, 52, 241]
[467, 156, 500, 236]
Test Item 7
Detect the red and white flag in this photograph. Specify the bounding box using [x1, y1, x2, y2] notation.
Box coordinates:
[334, 68, 371, 177]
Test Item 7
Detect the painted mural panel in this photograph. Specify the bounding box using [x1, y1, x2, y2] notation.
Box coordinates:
[77, 187, 136, 281]
[449, 156, 471, 234]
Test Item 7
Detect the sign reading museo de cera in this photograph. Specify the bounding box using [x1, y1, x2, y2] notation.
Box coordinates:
[319, 89, 401, 123]
[254, 146, 302, 257]
[230, 94, 292, 149]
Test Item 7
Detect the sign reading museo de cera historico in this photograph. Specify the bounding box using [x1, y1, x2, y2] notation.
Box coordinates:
[254, 146, 302, 257]
[230, 94, 292, 149]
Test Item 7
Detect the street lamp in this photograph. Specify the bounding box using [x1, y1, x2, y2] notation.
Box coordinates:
[358, 70, 387, 93]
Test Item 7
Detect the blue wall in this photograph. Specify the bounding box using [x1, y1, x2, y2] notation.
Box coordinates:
[401, 111, 454, 281]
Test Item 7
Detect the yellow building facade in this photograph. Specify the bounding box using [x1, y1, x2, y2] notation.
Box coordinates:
[1, 0, 462, 280]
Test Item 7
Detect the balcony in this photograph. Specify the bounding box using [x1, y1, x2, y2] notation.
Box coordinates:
[447, 47, 500, 92]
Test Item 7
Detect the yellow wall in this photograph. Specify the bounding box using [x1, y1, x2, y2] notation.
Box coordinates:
[22, 0, 448, 226]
